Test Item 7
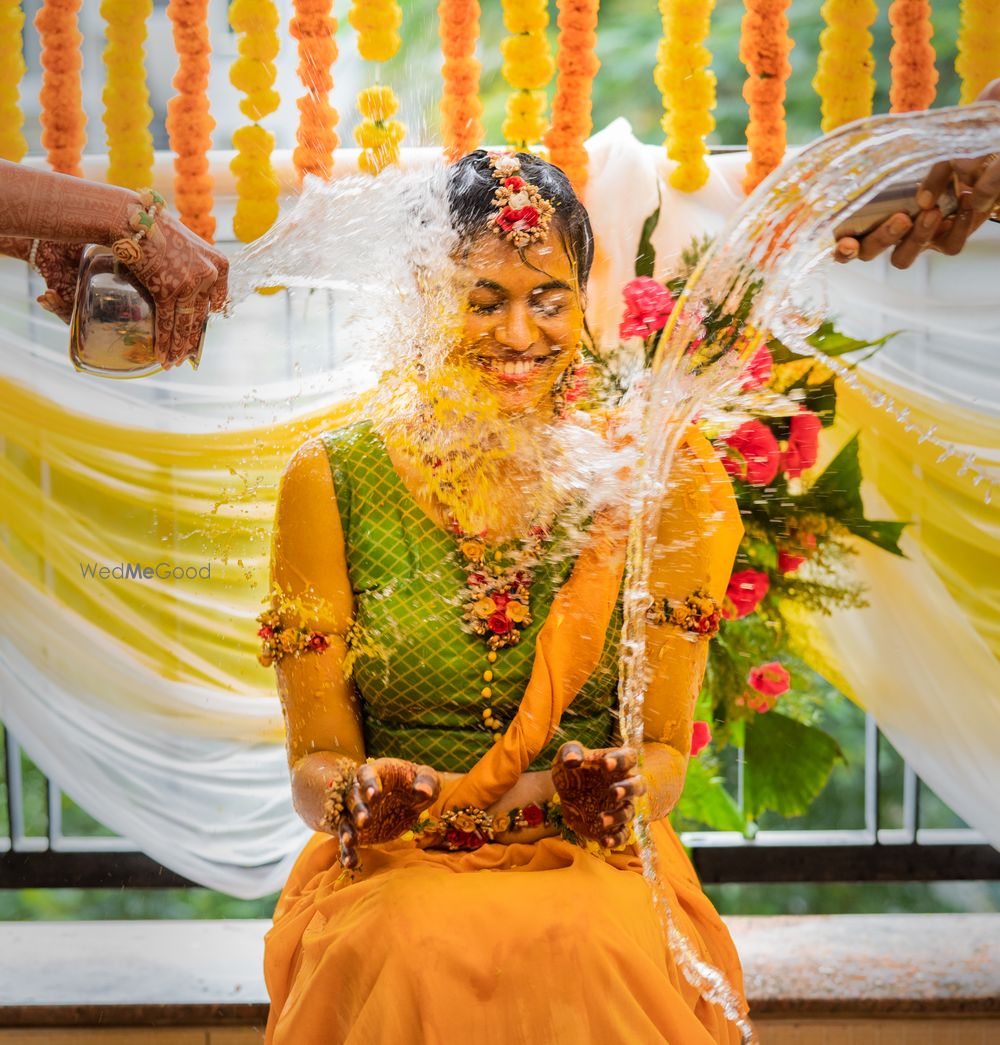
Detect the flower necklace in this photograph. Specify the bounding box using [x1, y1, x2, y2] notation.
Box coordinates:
[447, 513, 549, 743]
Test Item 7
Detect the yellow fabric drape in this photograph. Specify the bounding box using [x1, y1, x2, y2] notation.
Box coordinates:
[0, 376, 368, 690]
[836, 372, 1000, 659]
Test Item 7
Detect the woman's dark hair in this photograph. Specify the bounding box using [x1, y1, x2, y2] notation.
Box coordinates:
[447, 150, 595, 291]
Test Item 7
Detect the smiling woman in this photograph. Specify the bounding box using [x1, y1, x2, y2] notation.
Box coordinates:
[259, 149, 750, 1044]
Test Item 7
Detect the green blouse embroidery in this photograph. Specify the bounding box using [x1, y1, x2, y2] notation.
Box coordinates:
[320, 421, 623, 773]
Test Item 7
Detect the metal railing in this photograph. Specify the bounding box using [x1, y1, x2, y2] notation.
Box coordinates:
[3, 715, 998, 890]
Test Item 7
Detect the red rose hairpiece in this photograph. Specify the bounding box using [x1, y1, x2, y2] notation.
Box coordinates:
[485, 151, 556, 249]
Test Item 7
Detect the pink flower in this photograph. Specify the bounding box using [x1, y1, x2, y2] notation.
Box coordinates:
[690, 720, 712, 756]
[782, 409, 821, 478]
[257, 625, 273, 639]
[308, 632, 329, 652]
[748, 661, 790, 699]
[721, 420, 781, 486]
[740, 345, 773, 390]
[619, 277, 676, 340]
[723, 569, 770, 620]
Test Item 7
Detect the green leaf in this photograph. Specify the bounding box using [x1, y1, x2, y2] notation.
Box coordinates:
[674, 757, 745, 832]
[807, 434, 908, 555]
[807, 320, 897, 359]
[744, 711, 844, 819]
[634, 195, 661, 278]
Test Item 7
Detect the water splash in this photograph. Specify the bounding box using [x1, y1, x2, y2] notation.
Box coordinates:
[618, 102, 1000, 1043]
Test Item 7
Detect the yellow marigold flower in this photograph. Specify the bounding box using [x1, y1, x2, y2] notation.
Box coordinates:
[460, 538, 486, 563]
[229, 0, 280, 34]
[230, 56, 278, 95]
[502, 0, 548, 35]
[358, 84, 399, 121]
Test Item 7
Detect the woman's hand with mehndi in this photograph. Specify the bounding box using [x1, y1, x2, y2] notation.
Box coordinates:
[338, 757, 439, 869]
[551, 742, 646, 849]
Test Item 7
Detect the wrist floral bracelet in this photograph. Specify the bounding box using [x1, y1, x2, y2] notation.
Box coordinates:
[111, 188, 165, 265]
[405, 794, 637, 857]
[320, 759, 358, 833]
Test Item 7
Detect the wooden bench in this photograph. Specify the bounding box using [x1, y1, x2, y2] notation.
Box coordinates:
[1, 914, 997, 1043]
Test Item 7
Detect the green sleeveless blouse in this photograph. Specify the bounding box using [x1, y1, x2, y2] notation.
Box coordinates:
[320, 421, 623, 774]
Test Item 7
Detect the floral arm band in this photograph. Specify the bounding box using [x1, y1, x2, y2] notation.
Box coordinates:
[645, 588, 722, 638]
[256, 606, 332, 667]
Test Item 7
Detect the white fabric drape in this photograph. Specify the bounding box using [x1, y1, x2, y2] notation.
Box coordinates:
[1, 125, 997, 898]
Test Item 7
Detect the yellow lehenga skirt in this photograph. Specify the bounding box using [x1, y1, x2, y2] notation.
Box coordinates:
[263, 817, 746, 1044]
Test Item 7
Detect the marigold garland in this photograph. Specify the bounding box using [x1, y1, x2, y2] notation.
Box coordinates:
[544, 0, 601, 192]
[654, 0, 717, 193]
[500, 0, 554, 149]
[812, 0, 877, 132]
[0, 0, 27, 162]
[100, 0, 154, 191]
[35, 0, 86, 176]
[350, 0, 406, 175]
[229, 0, 281, 243]
[739, 0, 794, 195]
[956, 0, 1000, 104]
[439, 0, 484, 163]
[290, 0, 339, 183]
[165, 0, 215, 241]
[888, 0, 938, 113]
[355, 84, 406, 175]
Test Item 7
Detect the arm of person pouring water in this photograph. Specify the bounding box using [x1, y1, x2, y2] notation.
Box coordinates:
[0, 160, 228, 367]
[833, 78, 1000, 269]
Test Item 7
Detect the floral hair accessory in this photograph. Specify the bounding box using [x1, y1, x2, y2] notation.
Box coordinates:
[485, 150, 555, 248]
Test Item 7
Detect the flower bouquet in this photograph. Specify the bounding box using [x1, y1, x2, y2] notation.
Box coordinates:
[608, 227, 906, 833]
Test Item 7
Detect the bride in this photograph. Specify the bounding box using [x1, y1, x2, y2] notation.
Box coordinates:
[260, 147, 749, 1044]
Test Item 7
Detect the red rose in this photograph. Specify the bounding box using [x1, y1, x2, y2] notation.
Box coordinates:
[619, 276, 676, 340]
[502, 176, 525, 189]
[740, 344, 773, 390]
[690, 720, 712, 756]
[723, 569, 770, 620]
[782, 409, 821, 478]
[777, 550, 805, 574]
[257, 625, 273, 638]
[492, 592, 511, 610]
[309, 632, 329, 651]
[521, 803, 544, 827]
[445, 827, 487, 850]
[721, 420, 781, 486]
[487, 612, 511, 635]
